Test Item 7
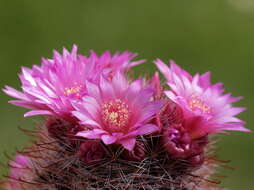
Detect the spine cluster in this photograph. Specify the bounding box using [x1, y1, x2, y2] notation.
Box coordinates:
[2, 118, 222, 190]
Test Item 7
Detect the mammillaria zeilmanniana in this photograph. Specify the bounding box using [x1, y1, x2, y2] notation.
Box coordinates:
[1, 46, 250, 190]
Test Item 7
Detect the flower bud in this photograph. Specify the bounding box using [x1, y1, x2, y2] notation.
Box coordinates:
[162, 124, 208, 166]
[77, 140, 106, 165]
[46, 118, 68, 139]
[122, 141, 146, 162]
[157, 100, 184, 130]
[8, 155, 31, 190]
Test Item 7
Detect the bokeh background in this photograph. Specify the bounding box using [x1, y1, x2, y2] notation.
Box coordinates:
[0, 0, 253, 189]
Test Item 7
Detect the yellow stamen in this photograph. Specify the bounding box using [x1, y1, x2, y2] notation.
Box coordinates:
[189, 94, 212, 114]
[101, 99, 130, 132]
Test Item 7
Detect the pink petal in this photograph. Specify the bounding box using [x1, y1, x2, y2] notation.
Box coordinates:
[132, 88, 154, 106]
[220, 125, 251, 132]
[138, 101, 165, 123]
[170, 61, 192, 80]
[199, 72, 211, 88]
[21, 67, 37, 86]
[8, 100, 44, 109]
[101, 135, 117, 144]
[81, 96, 100, 119]
[93, 129, 107, 135]
[100, 76, 115, 99]
[72, 111, 100, 127]
[24, 110, 53, 117]
[136, 124, 159, 135]
[76, 130, 101, 139]
[86, 81, 101, 101]
[3, 86, 28, 100]
[228, 107, 246, 116]
[126, 79, 143, 99]
[154, 59, 171, 81]
[119, 138, 136, 151]
[112, 72, 128, 92]
[128, 59, 145, 68]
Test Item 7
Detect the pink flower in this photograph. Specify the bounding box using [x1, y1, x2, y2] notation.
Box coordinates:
[73, 72, 164, 151]
[8, 155, 31, 190]
[3, 46, 144, 120]
[155, 59, 250, 138]
[3, 45, 95, 120]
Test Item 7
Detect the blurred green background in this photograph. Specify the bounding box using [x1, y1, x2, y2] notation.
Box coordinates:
[0, 0, 253, 189]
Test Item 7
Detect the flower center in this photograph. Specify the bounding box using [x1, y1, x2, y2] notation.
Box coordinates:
[189, 95, 212, 114]
[101, 99, 130, 133]
[63, 84, 82, 98]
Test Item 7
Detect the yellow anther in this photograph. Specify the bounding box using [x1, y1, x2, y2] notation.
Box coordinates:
[189, 95, 212, 114]
[63, 85, 82, 97]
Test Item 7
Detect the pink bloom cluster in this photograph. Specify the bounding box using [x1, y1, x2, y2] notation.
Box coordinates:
[3, 46, 249, 163]
[3, 46, 144, 120]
